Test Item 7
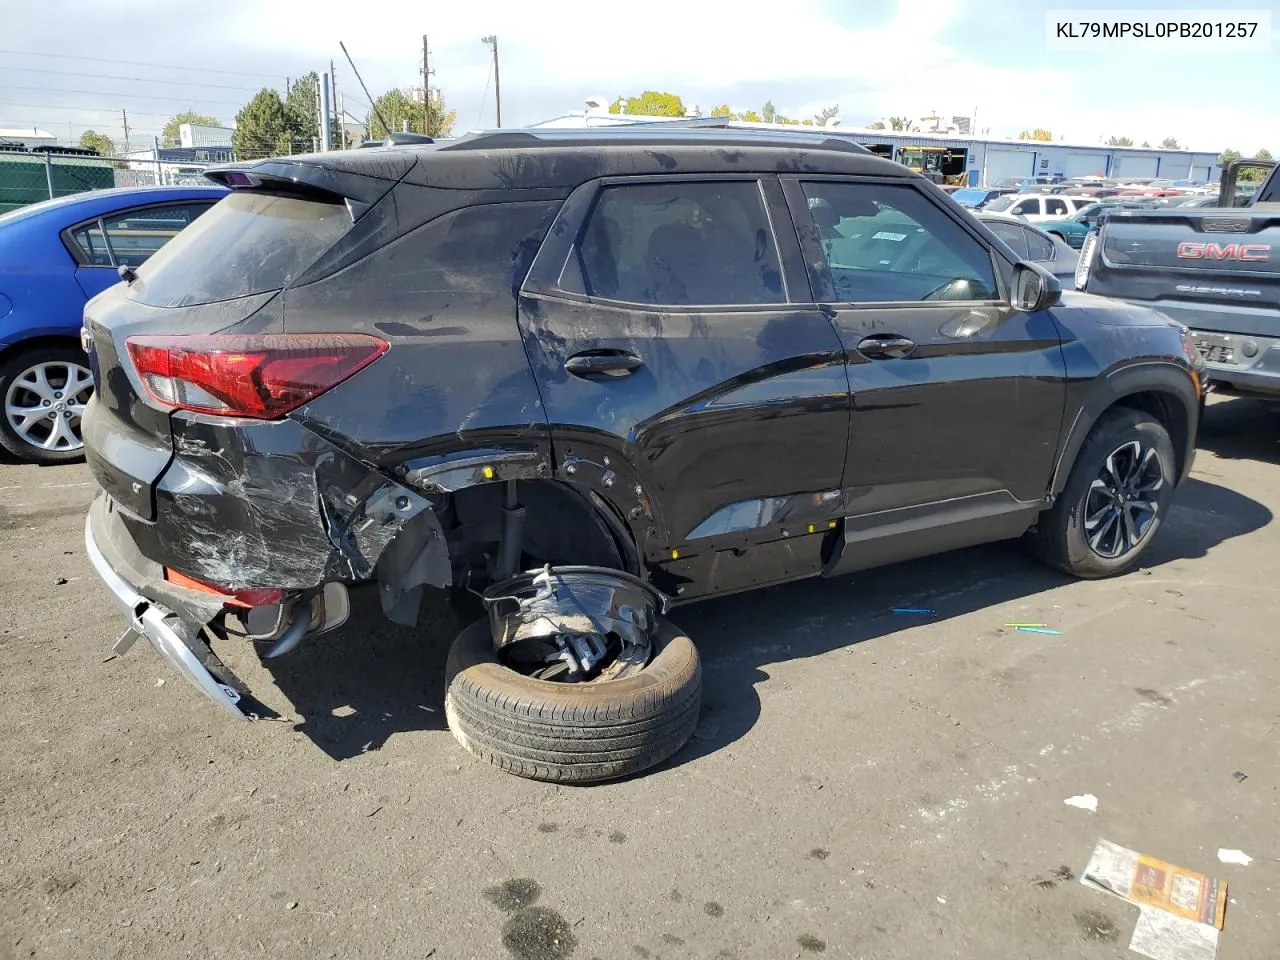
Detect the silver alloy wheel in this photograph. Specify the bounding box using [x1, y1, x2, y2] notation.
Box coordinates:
[3, 360, 93, 453]
[1083, 439, 1163, 559]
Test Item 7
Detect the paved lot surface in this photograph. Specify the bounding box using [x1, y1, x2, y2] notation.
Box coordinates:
[2, 396, 1278, 960]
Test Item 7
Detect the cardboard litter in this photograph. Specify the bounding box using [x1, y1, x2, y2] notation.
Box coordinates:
[1130, 906, 1221, 960]
[1080, 839, 1227, 929]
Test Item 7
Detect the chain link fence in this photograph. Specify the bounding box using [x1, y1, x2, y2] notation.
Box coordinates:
[0, 148, 216, 215]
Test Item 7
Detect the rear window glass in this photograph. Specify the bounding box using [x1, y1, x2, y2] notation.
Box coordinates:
[131, 191, 351, 307]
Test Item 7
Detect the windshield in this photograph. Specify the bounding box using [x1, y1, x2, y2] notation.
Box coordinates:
[131, 190, 352, 307]
[984, 195, 1016, 213]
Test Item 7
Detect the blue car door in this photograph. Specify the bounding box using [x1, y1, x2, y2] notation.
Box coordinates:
[68, 201, 215, 300]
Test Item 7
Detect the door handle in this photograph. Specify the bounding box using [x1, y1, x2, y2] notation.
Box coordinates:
[856, 334, 915, 360]
[564, 350, 644, 378]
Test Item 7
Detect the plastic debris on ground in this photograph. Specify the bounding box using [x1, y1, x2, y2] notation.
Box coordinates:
[1064, 793, 1099, 813]
[1216, 849, 1252, 866]
[1079, 839, 1226, 960]
[1015, 626, 1063, 636]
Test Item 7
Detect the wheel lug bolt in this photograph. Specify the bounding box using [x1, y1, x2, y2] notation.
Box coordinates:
[54, 392, 62, 400]
[42, 400, 50, 406]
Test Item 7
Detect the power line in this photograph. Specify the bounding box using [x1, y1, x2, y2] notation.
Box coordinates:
[0, 84, 248, 107]
[0, 49, 286, 79]
[0, 65, 269, 93]
[0, 101, 194, 119]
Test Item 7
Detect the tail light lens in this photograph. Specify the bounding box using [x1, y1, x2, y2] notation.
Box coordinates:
[125, 333, 387, 419]
[1075, 231, 1099, 291]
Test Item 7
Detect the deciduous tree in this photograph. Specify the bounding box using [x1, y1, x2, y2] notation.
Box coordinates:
[367, 88, 456, 140]
[607, 91, 686, 117]
[1018, 128, 1053, 141]
[1160, 137, 1180, 149]
[1107, 135, 1133, 146]
[78, 130, 115, 156]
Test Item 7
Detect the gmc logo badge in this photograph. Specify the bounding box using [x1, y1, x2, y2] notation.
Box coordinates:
[1177, 241, 1270, 261]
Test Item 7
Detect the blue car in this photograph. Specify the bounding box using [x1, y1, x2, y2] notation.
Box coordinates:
[0, 185, 225, 463]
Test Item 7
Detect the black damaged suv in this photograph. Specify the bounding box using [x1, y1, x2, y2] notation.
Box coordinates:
[83, 128, 1205, 783]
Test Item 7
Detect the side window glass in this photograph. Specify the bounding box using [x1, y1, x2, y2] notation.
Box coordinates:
[1045, 198, 1068, 215]
[1012, 199, 1039, 215]
[800, 180, 997, 302]
[99, 203, 213, 268]
[985, 220, 1030, 259]
[1024, 229, 1055, 261]
[576, 181, 784, 306]
[69, 222, 112, 266]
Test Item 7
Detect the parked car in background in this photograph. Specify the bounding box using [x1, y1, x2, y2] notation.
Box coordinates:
[993, 176, 1062, 192]
[950, 186, 1015, 209]
[0, 185, 226, 463]
[82, 128, 1203, 786]
[1038, 199, 1166, 248]
[983, 193, 1094, 221]
[974, 212, 1079, 279]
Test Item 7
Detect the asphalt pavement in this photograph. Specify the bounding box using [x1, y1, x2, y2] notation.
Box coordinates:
[1, 395, 1277, 960]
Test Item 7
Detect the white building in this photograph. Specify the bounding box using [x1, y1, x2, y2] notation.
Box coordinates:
[178, 123, 235, 149]
[0, 127, 57, 149]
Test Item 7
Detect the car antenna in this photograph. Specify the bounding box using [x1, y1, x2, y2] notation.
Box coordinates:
[339, 41, 391, 138]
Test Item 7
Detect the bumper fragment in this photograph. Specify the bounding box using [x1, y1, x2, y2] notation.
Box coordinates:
[85, 515, 266, 720]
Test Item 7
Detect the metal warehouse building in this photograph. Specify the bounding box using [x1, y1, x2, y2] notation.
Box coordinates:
[529, 105, 1223, 186]
[816, 129, 1222, 186]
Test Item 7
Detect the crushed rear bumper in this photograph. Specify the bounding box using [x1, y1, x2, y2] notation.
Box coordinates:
[85, 497, 272, 720]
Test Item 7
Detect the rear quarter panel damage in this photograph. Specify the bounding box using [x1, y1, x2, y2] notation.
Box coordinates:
[126, 414, 448, 599]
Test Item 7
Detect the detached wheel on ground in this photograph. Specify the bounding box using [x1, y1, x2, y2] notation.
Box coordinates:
[445, 618, 702, 784]
[0, 345, 93, 464]
[1028, 407, 1176, 578]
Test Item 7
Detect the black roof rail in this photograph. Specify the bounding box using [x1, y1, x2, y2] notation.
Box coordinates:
[358, 132, 436, 149]
[436, 126, 872, 155]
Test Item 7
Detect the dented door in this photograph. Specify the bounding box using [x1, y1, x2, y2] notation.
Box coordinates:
[519, 175, 851, 589]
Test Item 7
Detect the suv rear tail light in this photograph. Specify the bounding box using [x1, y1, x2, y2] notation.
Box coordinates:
[125, 334, 387, 419]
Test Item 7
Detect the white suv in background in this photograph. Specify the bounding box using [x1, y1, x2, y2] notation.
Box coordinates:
[983, 193, 1095, 222]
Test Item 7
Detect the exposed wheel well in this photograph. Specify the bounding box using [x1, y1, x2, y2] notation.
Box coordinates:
[1113, 389, 1191, 480]
[444, 479, 639, 588]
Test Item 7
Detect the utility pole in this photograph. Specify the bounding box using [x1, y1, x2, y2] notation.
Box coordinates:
[481, 35, 501, 127]
[320, 72, 332, 152]
[121, 108, 130, 151]
[330, 59, 339, 148]
[422, 34, 431, 136]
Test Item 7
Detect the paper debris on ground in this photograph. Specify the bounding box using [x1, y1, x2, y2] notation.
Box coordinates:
[1129, 905, 1220, 960]
[1064, 793, 1099, 813]
[1080, 839, 1227, 929]
[1216, 849, 1252, 866]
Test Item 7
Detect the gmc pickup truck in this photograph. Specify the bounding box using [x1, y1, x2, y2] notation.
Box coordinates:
[1078, 160, 1280, 400]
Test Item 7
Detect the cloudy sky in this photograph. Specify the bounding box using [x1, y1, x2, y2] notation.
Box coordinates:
[3, 0, 1277, 153]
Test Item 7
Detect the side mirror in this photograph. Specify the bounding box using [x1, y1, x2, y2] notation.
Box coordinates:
[1012, 261, 1061, 313]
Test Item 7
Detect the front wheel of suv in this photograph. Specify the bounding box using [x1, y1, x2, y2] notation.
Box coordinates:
[445, 618, 702, 784]
[1028, 408, 1176, 578]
